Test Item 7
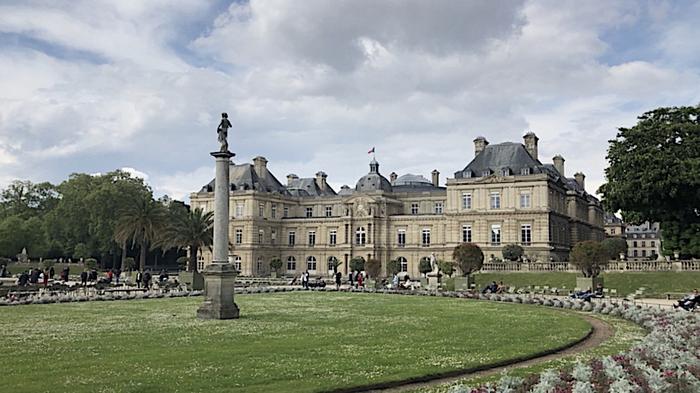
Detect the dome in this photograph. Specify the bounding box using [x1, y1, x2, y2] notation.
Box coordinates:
[355, 159, 393, 192]
[393, 173, 433, 187]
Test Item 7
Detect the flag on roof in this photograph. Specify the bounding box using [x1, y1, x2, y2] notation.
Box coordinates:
[368, 147, 375, 154]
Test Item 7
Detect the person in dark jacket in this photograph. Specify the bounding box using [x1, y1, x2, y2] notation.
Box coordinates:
[135, 271, 143, 288]
[335, 271, 342, 290]
[80, 270, 88, 286]
[143, 270, 152, 289]
[48, 266, 55, 279]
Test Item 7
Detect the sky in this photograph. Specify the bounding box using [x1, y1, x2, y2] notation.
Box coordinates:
[1, 0, 699, 201]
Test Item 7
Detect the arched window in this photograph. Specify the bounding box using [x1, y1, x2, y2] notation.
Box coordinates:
[307, 256, 317, 271]
[233, 255, 242, 272]
[397, 256, 408, 272]
[287, 256, 296, 271]
[355, 227, 366, 245]
[328, 256, 338, 274]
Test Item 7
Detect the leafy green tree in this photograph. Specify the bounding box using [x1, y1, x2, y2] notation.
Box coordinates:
[84, 258, 98, 270]
[601, 238, 628, 260]
[73, 242, 90, 261]
[270, 258, 283, 273]
[365, 258, 381, 278]
[418, 257, 432, 275]
[123, 257, 136, 271]
[453, 243, 484, 276]
[386, 259, 401, 276]
[598, 106, 700, 258]
[569, 241, 608, 278]
[438, 260, 455, 277]
[502, 244, 524, 261]
[0, 180, 59, 219]
[0, 216, 27, 257]
[114, 196, 167, 271]
[349, 257, 365, 272]
[157, 207, 213, 272]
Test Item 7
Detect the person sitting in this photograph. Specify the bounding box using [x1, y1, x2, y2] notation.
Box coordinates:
[594, 283, 604, 298]
[674, 289, 699, 311]
[18, 271, 30, 286]
[399, 275, 412, 290]
[496, 281, 506, 294]
[482, 281, 498, 294]
[571, 288, 594, 302]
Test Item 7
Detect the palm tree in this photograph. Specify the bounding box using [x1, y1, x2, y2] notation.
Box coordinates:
[158, 207, 213, 272]
[114, 196, 167, 271]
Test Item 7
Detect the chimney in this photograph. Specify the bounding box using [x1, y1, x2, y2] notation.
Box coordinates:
[431, 169, 440, 187]
[523, 132, 539, 160]
[315, 171, 327, 191]
[574, 172, 586, 191]
[253, 156, 268, 179]
[474, 136, 489, 157]
[389, 172, 398, 183]
[553, 155, 565, 176]
[286, 173, 299, 187]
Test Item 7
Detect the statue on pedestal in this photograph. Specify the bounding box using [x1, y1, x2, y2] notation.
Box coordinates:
[429, 253, 439, 274]
[217, 113, 232, 152]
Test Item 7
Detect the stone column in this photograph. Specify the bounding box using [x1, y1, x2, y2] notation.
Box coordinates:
[197, 150, 240, 320]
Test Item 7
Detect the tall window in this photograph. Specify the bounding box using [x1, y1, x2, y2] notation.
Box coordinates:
[256, 257, 263, 273]
[258, 230, 264, 244]
[235, 228, 243, 244]
[325, 206, 332, 217]
[490, 192, 501, 209]
[633, 241, 638, 247]
[434, 202, 443, 214]
[520, 193, 531, 208]
[258, 203, 264, 217]
[641, 241, 646, 247]
[233, 255, 242, 271]
[398, 256, 408, 272]
[288, 231, 295, 246]
[329, 230, 337, 245]
[271, 204, 277, 218]
[462, 193, 472, 209]
[422, 228, 431, 246]
[491, 224, 501, 245]
[397, 229, 406, 247]
[521, 224, 532, 245]
[235, 204, 244, 218]
[308, 230, 316, 246]
[356, 227, 366, 245]
[307, 256, 317, 271]
[411, 203, 419, 215]
[271, 229, 276, 244]
[287, 256, 296, 271]
[633, 250, 638, 257]
[651, 241, 655, 247]
[283, 206, 289, 218]
[462, 224, 472, 243]
[642, 250, 647, 257]
[305, 207, 313, 218]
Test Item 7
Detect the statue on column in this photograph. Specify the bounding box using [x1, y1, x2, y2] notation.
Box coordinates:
[429, 252, 439, 274]
[217, 113, 232, 152]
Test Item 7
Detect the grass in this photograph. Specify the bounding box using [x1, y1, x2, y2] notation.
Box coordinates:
[1, 292, 591, 393]
[410, 313, 647, 392]
[473, 271, 700, 297]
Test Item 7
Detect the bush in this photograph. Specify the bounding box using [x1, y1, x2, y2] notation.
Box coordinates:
[41, 259, 57, 269]
[176, 256, 188, 270]
[73, 243, 90, 260]
[270, 258, 283, 272]
[349, 257, 365, 272]
[601, 237, 627, 260]
[84, 258, 98, 270]
[419, 258, 432, 275]
[502, 244, 524, 261]
[438, 260, 455, 277]
[124, 257, 136, 271]
[453, 243, 484, 276]
[569, 241, 608, 277]
[365, 258, 381, 278]
[386, 259, 401, 276]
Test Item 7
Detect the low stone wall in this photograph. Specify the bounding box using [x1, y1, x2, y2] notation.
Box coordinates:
[481, 259, 700, 273]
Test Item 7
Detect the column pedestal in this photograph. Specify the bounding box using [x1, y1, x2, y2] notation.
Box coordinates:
[426, 272, 441, 290]
[197, 263, 240, 319]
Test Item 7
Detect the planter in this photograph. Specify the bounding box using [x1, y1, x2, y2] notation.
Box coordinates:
[453, 275, 475, 291]
[270, 271, 278, 278]
[575, 276, 603, 291]
[178, 271, 204, 290]
[419, 277, 427, 288]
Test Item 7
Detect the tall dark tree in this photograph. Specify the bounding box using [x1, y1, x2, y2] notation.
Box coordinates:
[569, 241, 608, 278]
[453, 243, 484, 276]
[158, 207, 213, 272]
[114, 196, 167, 271]
[598, 106, 700, 257]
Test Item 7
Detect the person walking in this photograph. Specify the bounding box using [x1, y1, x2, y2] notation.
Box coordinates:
[135, 270, 143, 289]
[43, 269, 49, 287]
[48, 266, 55, 279]
[348, 271, 354, 287]
[301, 271, 309, 290]
[357, 271, 364, 288]
[335, 271, 342, 290]
[115, 268, 121, 285]
[80, 270, 88, 286]
[143, 270, 152, 289]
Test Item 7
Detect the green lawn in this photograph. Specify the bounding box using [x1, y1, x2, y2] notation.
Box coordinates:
[1, 292, 591, 393]
[473, 271, 700, 297]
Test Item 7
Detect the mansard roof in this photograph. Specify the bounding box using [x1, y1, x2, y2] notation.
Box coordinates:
[287, 177, 337, 197]
[454, 142, 544, 179]
[198, 163, 289, 194]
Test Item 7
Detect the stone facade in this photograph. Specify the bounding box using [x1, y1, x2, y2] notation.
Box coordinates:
[190, 133, 605, 277]
[625, 222, 662, 261]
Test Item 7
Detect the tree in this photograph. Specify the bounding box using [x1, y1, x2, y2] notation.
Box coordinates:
[453, 243, 484, 276]
[0, 180, 59, 219]
[502, 244, 524, 261]
[438, 260, 455, 277]
[598, 106, 700, 258]
[418, 257, 432, 275]
[270, 258, 283, 273]
[569, 241, 608, 278]
[601, 238, 628, 260]
[73, 243, 90, 261]
[157, 207, 213, 272]
[349, 257, 365, 272]
[365, 258, 381, 278]
[386, 259, 401, 276]
[114, 196, 167, 271]
[327, 256, 340, 273]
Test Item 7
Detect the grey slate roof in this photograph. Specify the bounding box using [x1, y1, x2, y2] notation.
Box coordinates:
[287, 177, 337, 197]
[199, 163, 289, 194]
[391, 173, 444, 193]
[454, 142, 544, 178]
[356, 159, 393, 192]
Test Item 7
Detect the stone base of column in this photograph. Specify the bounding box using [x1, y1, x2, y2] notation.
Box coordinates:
[196, 263, 239, 320]
[426, 272, 442, 290]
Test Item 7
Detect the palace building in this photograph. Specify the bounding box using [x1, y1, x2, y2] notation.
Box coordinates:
[190, 132, 605, 277]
